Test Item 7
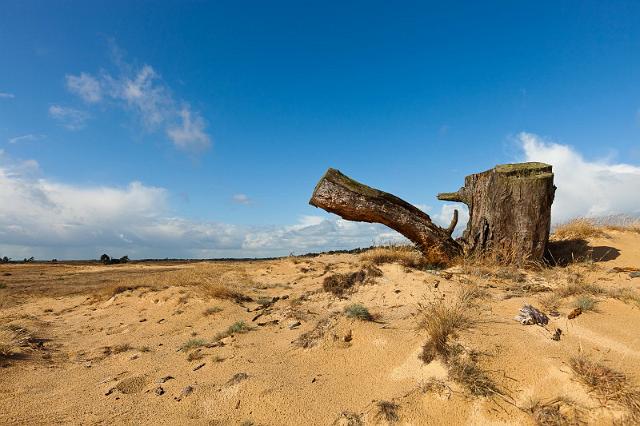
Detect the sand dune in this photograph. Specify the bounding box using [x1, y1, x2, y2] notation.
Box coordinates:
[1, 231, 640, 425]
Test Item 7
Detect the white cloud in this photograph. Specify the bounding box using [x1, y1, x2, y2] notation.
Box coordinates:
[8, 134, 44, 144]
[232, 193, 251, 205]
[167, 106, 211, 151]
[0, 92, 15, 99]
[65, 46, 211, 152]
[518, 132, 640, 222]
[105, 64, 172, 128]
[430, 204, 469, 236]
[0, 157, 399, 259]
[48, 105, 89, 130]
[65, 73, 102, 103]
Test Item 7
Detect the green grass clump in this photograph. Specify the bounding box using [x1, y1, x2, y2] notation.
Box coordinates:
[573, 295, 598, 312]
[344, 304, 373, 321]
[227, 321, 250, 334]
[214, 321, 252, 341]
[180, 338, 206, 351]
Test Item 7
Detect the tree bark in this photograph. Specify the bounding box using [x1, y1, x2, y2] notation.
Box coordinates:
[309, 168, 463, 263]
[438, 162, 555, 262]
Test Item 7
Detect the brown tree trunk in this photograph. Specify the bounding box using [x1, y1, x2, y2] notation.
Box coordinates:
[309, 168, 463, 263]
[309, 162, 554, 264]
[438, 162, 555, 262]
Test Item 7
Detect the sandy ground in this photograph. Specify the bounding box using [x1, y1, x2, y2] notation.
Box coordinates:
[1, 231, 640, 425]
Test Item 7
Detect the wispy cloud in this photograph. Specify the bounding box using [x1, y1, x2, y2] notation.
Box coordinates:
[48, 105, 89, 130]
[167, 106, 211, 152]
[232, 193, 251, 205]
[8, 134, 44, 144]
[519, 132, 640, 222]
[65, 44, 211, 152]
[65, 72, 102, 103]
[0, 92, 15, 99]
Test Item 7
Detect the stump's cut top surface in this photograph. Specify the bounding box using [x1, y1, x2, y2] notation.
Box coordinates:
[494, 162, 552, 178]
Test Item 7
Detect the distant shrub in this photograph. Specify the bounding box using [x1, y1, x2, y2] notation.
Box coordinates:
[100, 254, 130, 265]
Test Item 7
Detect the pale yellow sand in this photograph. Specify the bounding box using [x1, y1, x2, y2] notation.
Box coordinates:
[1, 231, 639, 425]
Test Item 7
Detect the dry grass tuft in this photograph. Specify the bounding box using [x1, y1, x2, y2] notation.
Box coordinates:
[323, 273, 359, 297]
[293, 317, 334, 348]
[417, 292, 501, 398]
[553, 218, 608, 241]
[569, 356, 640, 419]
[417, 299, 474, 363]
[458, 285, 490, 306]
[203, 306, 223, 316]
[447, 352, 501, 397]
[526, 397, 582, 426]
[322, 267, 381, 297]
[206, 285, 252, 303]
[187, 350, 204, 362]
[0, 325, 30, 359]
[606, 287, 640, 306]
[375, 401, 399, 423]
[112, 343, 134, 354]
[539, 293, 562, 313]
[361, 245, 437, 269]
[102, 283, 151, 299]
[556, 281, 604, 298]
[419, 378, 452, 399]
[332, 411, 363, 426]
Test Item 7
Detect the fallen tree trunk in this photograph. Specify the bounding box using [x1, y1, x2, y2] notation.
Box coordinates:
[309, 168, 463, 263]
[438, 162, 555, 262]
[309, 162, 555, 264]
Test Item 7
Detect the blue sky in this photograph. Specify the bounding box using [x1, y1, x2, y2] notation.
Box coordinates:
[1, 1, 640, 259]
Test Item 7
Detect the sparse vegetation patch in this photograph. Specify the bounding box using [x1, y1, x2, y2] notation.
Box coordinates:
[203, 306, 223, 315]
[180, 338, 206, 351]
[573, 295, 597, 312]
[417, 299, 473, 363]
[344, 304, 373, 321]
[526, 397, 582, 426]
[569, 356, 640, 420]
[374, 401, 399, 423]
[207, 284, 252, 303]
[553, 218, 608, 241]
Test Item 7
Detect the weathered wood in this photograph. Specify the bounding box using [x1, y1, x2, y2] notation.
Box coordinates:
[309, 168, 463, 263]
[438, 162, 555, 262]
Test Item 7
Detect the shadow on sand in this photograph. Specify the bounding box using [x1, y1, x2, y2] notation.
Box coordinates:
[545, 239, 620, 266]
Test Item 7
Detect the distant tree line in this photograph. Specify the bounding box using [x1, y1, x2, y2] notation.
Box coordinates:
[0, 256, 34, 263]
[100, 254, 130, 265]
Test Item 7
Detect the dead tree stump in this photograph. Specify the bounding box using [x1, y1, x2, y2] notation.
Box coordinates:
[309, 162, 555, 264]
[309, 168, 463, 263]
[438, 162, 555, 261]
